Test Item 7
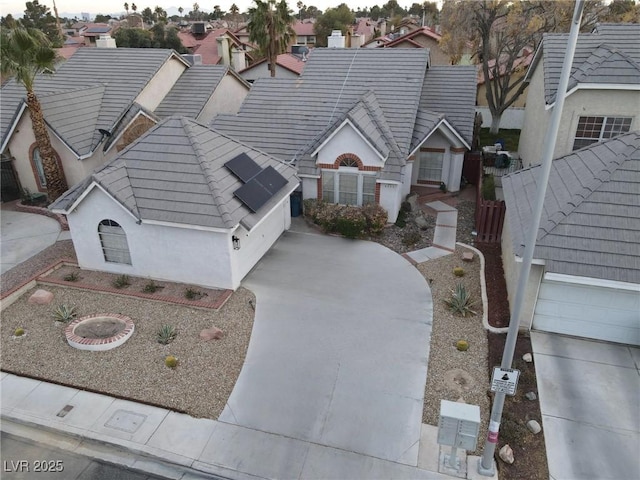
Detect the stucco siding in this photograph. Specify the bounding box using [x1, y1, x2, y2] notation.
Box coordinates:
[518, 62, 549, 167]
[240, 64, 299, 83]
[500, 215, 544, 331]
[411, 131, 456, 189]
[379, 182, 401, 223]
[134, 58, 187, 112]
[67, 187, 234, 289]
[301, 176, 318, 200]
[197, 74, 250, 124]
[231, 195, 290, 287]
[316, 123, 384, 168]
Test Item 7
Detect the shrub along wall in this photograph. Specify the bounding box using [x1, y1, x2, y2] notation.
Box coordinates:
[303, 200, 388, 239]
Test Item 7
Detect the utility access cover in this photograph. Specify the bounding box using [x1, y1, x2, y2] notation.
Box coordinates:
[490, 367, 520, 396]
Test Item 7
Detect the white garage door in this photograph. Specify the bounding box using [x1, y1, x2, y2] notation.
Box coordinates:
[533, 280, 640, 346]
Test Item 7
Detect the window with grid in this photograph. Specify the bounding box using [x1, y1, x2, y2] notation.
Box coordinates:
[98, 219, 132, 264]
[418, 150, 444, 181]
[321, 170, 377, 206]
[338, 173, 358, 205]
[362, 175, 376, 205]
[573, 116, 632, 150]
[322, 170, 335, 201]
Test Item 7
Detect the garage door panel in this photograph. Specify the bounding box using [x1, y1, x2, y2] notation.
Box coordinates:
[534, 281, 640, 346]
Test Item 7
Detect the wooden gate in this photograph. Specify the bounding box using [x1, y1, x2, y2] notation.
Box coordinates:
[475, 199, 506, 242]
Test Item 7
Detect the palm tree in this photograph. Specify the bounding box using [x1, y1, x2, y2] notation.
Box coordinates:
[131, 3, 137, 13]
[0, 26, 67, 200]
[248, 0, 295, 78]
[178, 6, 184, 18]
[124, 2, 129, 15]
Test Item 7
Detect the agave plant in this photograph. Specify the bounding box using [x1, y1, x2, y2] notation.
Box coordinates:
[444, 283, 477, 317]
[52, 304, 77, 323]
[157, 324, 177, 345]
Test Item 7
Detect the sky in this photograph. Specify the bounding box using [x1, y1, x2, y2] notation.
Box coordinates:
[0, 0, 440, 18]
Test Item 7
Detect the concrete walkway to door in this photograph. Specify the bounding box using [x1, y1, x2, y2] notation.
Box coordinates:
[221, 231, 433, 466]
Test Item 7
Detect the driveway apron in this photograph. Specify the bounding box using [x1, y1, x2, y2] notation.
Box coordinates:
[221, 231, 433, 465]
[531, 332, 640, 480]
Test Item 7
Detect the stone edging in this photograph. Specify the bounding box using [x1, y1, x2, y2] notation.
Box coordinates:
[65, 313, 134, 351]
[14, 203, 69, 230]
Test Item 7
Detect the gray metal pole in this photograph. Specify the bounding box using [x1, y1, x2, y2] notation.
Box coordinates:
[478, 1, 585, 475]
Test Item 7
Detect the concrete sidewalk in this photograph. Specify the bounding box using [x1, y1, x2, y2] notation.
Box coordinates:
[1, 373, 494, 480]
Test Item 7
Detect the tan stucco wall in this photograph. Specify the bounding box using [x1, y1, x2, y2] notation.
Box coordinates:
[196, 74, 250, 123]
[519, 62, 640, 167]
[240, 63, 300, 83]
[501, 215, 544, 331]
[476, 70, 528, 108]
[134, 57, 187, 112]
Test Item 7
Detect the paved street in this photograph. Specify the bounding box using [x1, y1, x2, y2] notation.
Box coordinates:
[1, 432, 167, 480]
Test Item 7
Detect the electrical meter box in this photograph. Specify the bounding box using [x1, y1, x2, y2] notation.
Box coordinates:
[437, 400, 481, 451]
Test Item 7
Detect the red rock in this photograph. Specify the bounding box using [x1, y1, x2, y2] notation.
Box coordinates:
[200, 327, 224, 341]
[28, 289, 54, 305]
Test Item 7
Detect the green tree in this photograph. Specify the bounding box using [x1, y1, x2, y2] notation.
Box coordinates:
[0, 26, 67, 200]
[381, 0, 405, 19]
[212, 5, 222, 19]
[20, 1, 62, 47]
[142, 7, 154, 24]
[114, 27, 152, 47]
[370, 5, 382, 21]
[154, 5, 167, 23]
[131, 3, 138, 12]
[165, 27, 186, 52]
[248, 0, 295, 77]
[314, 3, 354, 47]
[150, 22, 165, 46]
[94, 14, 112, 23]
[178, 6, 184, 17]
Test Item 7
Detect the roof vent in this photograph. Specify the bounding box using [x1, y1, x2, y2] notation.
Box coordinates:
[96, 34, 116, 48]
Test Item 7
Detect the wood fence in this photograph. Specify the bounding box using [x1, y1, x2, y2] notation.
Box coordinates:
[469, 151, 507, 243]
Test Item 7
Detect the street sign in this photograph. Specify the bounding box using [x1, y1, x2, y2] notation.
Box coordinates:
[490, 367, 520, 396]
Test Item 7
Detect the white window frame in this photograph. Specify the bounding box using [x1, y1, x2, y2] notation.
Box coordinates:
[418, 149, 445, 182]
[573, 116, 632, 150]
[98, 219, 132, 265]
[322, 168, 377, 206]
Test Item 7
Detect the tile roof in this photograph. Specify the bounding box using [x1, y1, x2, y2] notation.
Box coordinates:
[416, 65, 477, 148]
[1, 48, 183, 156]
[238, 52, 306, 76]
[293, 20, 315, 36]
[155, 65, 229, 119]
[536, 23, 640, 104]
[178, 28, 245, 65]
[502, 131, 640, 284]
[381, 26, 442, 48]
[50, 117, 298, 231]
[212, 49, 429, 170]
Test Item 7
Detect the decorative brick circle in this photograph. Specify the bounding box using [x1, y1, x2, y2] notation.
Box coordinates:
[65, 313, 134, 351]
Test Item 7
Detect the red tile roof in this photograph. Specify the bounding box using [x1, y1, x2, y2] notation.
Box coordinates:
[56, 45, 83, 60]
[293, 20, 315, 36]
[178, 28, 246, 65]
[239, 52, 307, 76]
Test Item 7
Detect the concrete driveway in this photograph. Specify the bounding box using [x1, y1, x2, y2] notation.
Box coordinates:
[0, 207, 63, 274]
[220, 231, 433, 465]
[531, 332, 640, 480]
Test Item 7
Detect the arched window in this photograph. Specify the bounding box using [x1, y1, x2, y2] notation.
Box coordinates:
[32, 147, 47, 188]
[98, 219, 132, 265]
[339, 157, 359, 167]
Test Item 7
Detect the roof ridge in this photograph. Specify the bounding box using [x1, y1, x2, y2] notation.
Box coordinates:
[181, 117, 236, 228]
[357, 90, 403, 159]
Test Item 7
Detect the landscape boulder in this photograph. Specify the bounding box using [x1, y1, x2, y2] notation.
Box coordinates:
[522, 353, 533, 363]
[200, 327, 224, 341]
[499, 444, 515, 464]
[527, 419, 542, 434]
[28, 289, 54, 305]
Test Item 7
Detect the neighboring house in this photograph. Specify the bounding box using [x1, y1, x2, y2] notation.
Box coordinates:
[0, 48, 249, 202]
[50, 117, 299, 290]
[212, 48, 477, 223]
[81, 24, 114, 46]
[178, 28, 250, 67]
[238, 52, 306, 83]
[518, 23, 640, 167]
[292, 19, 316, 47]
[501, 132, 640, 346]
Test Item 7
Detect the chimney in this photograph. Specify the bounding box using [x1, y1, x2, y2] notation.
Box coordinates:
[327, 30, 345, 49]
[97, 34, 117, 48]
[216, 35, 231, 66]
[351, 34, 364, 48]
[231, 47, 246, 71]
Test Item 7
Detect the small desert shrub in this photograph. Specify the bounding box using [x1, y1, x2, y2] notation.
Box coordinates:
[444, 283, 477, 317]
[14, 327, 25, 337]
[165, 355, 178, 368]
[157, 324, 177, 345]
[185, 287, 206, 300]
[335, 206, 367, 239]
[143, 280, 162, 293]
[52, 304, 77, 323]
[63, 271, 80, 282]
[362, 203, 388, 235]
[456, 340, 469, 351]
[402, 230, 422, 247]
[453, 267, 465, 277]
[111, 274, 131, 289]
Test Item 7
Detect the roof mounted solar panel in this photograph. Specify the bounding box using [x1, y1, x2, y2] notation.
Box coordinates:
[234, 180, 272, 213]
[254, 166, 288, 195]
[225, 153, 262, 183]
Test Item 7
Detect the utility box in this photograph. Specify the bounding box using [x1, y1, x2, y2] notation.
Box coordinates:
[437, 400, 481, 451]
